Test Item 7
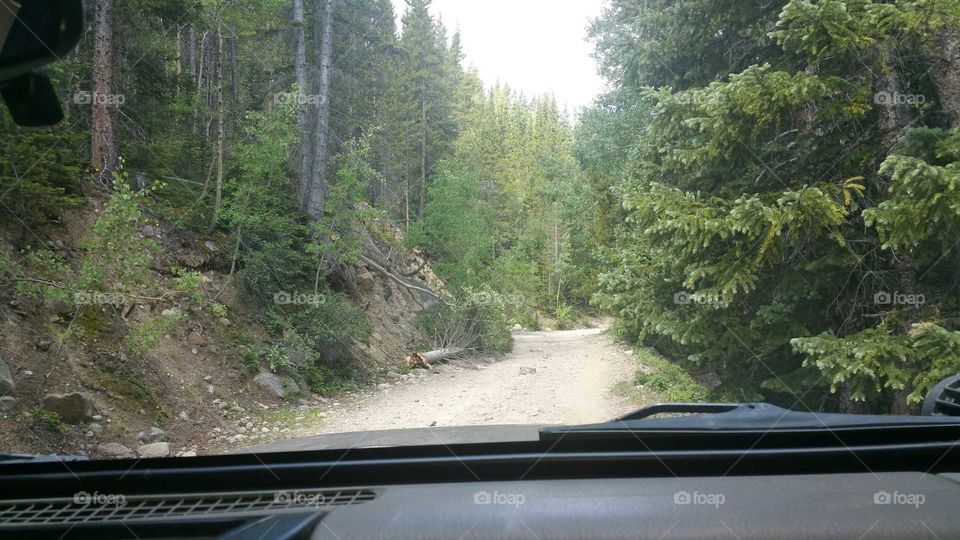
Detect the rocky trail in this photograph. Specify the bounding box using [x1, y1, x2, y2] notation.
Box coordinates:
[263, 327, 643, 444]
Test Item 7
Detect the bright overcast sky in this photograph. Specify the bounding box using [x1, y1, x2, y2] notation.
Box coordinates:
[390, 0, 608, 113]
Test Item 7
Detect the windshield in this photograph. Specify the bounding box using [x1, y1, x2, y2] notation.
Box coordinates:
[1, 0, 959, 462]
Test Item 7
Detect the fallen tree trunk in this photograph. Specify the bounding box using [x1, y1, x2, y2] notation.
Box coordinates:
[407, 347, 468, 369]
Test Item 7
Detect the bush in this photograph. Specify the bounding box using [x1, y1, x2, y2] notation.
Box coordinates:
[634, 350, 708, 403]
[416, 288, 513, 355]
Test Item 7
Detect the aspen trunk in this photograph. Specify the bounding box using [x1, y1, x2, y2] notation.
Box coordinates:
[209, 27, 225, 232]
[293, 0, 313, 210]
[307, 0, 336, 222]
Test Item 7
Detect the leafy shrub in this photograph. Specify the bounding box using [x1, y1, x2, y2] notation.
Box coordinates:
[634, 350, 708, 403]
[124, 312, 184, 359]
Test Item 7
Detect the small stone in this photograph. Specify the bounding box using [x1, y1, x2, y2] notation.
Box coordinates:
[161, 307, 181, 317]
[188, 331, 206, 346]
[519, 366, 537, 376]
[180, 450, 197, 457]
[35, 339, 52, 351]
[244, 421, 253, 429]
[386, 371, 402, 380]
[217, 401, 228, 410]
[429, 421, 437, 427]
[178, 411, 189, 421]
[218, 318, 232, 327]
[377, 383, 391, 390]
[207, 385, 214, 394]
[203, 375, 213, 382]
[512, 324, 524, 332]
[0, 396, 18, 412]
[137, 442, 170, 458]
[203, 240, 219, 253]
[87, 422, 103, 435]
[92, 414, 103, 421]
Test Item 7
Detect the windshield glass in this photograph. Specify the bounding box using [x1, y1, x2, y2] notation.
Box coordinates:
[1, 0, 959, 461]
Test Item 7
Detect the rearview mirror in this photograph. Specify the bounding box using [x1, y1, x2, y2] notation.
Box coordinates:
[0, 0, 84, 126]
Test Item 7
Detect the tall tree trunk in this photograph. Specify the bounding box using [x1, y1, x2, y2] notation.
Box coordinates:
[209, 28, 225, 232]
[418, 94, 427, 220]
[878, 49, 917, 414]
[307, 0, 336, 222]
[176, 26, 183, 75]
[91, 0, 117, 181]
[293, 0, 313, 210]
[187, 25, 197, 84]
[229, 30, 238, 104]
[931, 26, 960, 127]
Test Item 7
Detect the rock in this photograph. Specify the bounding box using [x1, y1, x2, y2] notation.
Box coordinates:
[42, 392, 96, 423]
[35, 338, 52, 351]
[386, 371, 402, 380]
[218, 317, 232, 327]
[161, 307, 181, 317]
[217, 401, 228, 410]
[519, 366, 537, 376]
[203, 375, 213, 382]
[244, 421, 253, 429]
[254, 372, 300, 399]
[512, 324, 524, 332]
[178, 411, 189, 421]
[142, 225, 158, 237]
[377, 383, 391, 390]
[188, 331, 206, 346]
[0, 396, 17, 412]
[137, 427, 166, 444]
[44, 298, 72, 316]
[87, 422, 103, 435]
[203, 240, 220, 253]
[356, 271, 376, 292]
[429, 421, 437, 427]
[137, 442, 170, 458]
[180, 450, 197, 458]
[92, 414, 103, 421]
[98, 442, 134, 458]
[0, 357, 13, 396]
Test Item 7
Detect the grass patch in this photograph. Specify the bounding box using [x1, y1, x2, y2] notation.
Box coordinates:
[31, 407, 67, 435]
[631, 349, 708, 403]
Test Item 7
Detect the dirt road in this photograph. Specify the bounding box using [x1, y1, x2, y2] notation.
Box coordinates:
[313, 327, 640, 434]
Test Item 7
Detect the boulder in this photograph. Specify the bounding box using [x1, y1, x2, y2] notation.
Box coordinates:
[137, 427, 166, 444]
[254, 372, 300, 399]
[0, 356, 13, 396]
[42, 392, 96, 423]
[137, 442, 170, 458]
[356, 271, 376, 292]
[98, 442, 134, 458]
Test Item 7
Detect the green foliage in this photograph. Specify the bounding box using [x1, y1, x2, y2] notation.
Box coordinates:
[416, 288, 513, 355]
[78, 172, 161, 295]
[0, 114, 84, 235]
[172, 268, 205, 304]
[31, 407, 67, 436]
[634, 351, 708, 403]
[124, 312, 184, 359]
[584, 0, 960, 412]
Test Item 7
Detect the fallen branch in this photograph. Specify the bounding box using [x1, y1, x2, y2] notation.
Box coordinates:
[358, 254, 452, 306]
